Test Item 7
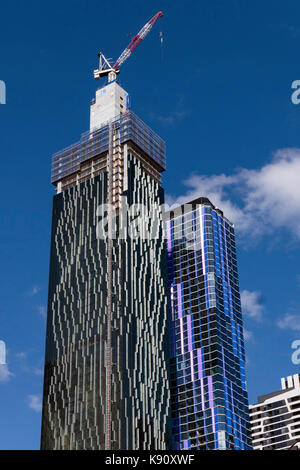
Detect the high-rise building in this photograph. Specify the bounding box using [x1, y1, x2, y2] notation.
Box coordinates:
[41, 80, 171, 450]
[165, 197, 252, 450]
[250, 374, 300, 450]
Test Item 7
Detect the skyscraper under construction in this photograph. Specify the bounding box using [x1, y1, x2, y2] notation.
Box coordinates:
[41, 66, 171, 448]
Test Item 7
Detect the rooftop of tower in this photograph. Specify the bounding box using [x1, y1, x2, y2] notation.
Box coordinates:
[165, 196, 234, 227]
[51, 80, 166, 194]
[52, 110, 166, 185]
[251, 374, 300, 405]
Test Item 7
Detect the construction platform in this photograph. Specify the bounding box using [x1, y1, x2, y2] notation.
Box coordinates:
[51, 110, 166, 185]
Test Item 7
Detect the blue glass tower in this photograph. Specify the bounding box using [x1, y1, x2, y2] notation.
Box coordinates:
[166, 198, 252, 450]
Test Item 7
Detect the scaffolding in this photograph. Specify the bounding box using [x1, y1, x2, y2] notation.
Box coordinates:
[51, 110, 166, 185]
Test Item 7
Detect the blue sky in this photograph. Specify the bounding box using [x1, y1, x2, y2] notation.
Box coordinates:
[0, 0, 300, 449]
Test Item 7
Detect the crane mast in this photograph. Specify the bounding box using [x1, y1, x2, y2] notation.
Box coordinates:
[93, 12, 163, 450]
[94, 11, 163, 82]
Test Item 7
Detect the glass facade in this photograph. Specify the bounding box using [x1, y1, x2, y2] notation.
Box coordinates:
[41, 126, 171, 448]
[166, 198, 252, 450]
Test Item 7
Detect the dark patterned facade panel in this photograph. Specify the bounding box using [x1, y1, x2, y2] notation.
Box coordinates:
[41, 150, 171, 450]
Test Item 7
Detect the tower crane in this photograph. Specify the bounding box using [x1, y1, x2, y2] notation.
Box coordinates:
[94, 11, 163, 83]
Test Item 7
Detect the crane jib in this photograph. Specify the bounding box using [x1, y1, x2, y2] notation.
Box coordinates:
[112, 11, 163, 71]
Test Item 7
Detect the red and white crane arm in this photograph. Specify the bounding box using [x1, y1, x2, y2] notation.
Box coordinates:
[112, 11, 163, 70]
[94, 11, 163, 82]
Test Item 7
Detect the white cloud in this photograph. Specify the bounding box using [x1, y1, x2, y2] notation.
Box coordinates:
[151, 96, 189, 127]
[37, 306, 46, 318]
[19, 356, 44, 376]
[166, 148, 300, 240]
[0, 364, 13, 383]
[155, 110, 188, 127]
[26, 285, 41, 297]
[16, 352, 27, 359]
[241, 290, 264, 320]
[28, 394, 42, 412]
[277, 313, 300, 331]
[243, 328, 253, 342]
